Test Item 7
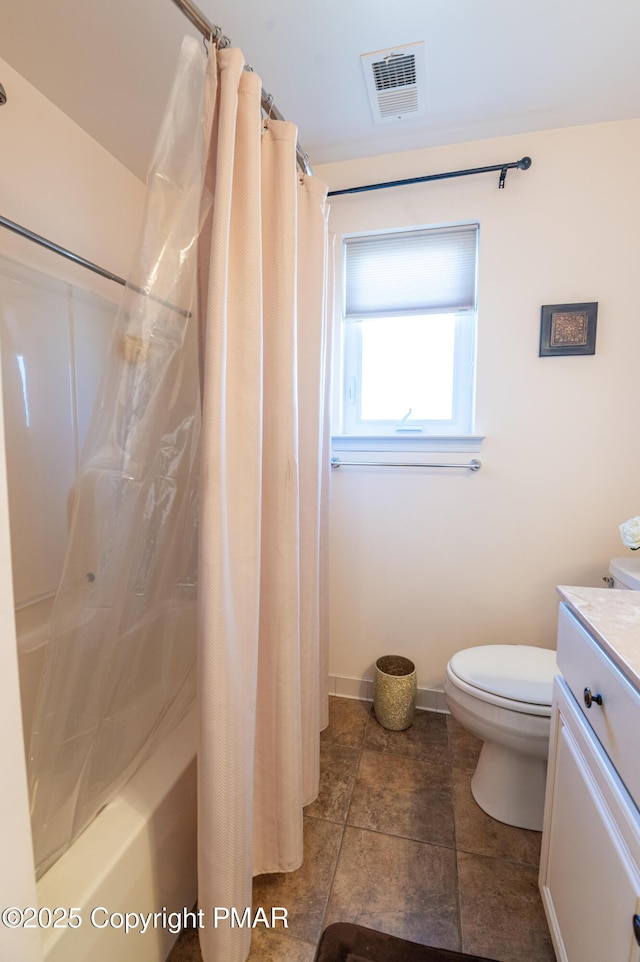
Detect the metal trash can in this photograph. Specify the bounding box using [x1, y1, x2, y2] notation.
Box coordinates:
[373, 655, 417, 731]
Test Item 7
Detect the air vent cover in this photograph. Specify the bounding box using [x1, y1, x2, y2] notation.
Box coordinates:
[361, 43, 427, 124]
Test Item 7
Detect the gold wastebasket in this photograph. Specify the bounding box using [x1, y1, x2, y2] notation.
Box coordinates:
[373, 655, 417, 731]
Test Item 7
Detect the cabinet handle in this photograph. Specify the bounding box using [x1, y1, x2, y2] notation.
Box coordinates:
[583, 687, 603, 709]
[633, 914, 640, 947]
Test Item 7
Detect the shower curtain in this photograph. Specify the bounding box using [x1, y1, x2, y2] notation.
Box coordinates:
[196, 46, 330, 962]
[28, 37, 211, 876]
[27, 31, 329, 962]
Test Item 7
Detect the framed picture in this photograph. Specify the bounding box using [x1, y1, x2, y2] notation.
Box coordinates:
[539, 302, 598, 356]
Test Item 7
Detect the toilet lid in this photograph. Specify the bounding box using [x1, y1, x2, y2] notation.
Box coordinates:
[448, 645, 557, 706]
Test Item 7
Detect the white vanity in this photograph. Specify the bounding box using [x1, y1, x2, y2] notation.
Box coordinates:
[539, 586, 640, 962]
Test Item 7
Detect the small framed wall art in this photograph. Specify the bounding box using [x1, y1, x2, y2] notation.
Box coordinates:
[539, 302, 598, 356]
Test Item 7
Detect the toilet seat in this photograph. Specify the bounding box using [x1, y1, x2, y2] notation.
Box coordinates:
[447, 645, 557, 717]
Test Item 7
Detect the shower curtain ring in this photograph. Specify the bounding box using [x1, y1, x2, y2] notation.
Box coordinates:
[265, 93, 275, 119]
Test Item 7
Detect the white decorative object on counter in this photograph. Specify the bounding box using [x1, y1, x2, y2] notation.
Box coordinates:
[620, 515, 640, 551]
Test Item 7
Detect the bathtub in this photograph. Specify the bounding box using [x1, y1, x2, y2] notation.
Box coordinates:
[18, 614, 198, 962]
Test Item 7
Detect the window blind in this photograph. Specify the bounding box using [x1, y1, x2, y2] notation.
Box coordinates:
[344, 224, 478, 319]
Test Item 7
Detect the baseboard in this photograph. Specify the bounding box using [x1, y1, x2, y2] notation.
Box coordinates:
[328, 674, 449, 714]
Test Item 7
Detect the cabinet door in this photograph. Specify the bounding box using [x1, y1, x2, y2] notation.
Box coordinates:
[541, 685, 640, 962]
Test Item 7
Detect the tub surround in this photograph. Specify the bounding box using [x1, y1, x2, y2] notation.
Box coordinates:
[557, 585, 640, 690]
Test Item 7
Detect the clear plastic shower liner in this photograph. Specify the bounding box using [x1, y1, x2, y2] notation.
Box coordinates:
[28, 36, 211, 877]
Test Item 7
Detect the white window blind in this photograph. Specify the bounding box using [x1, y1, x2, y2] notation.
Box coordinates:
[344, 224, 478, 319]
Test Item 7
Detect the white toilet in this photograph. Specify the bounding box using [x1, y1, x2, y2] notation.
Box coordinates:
[609, 555, 640, 589]
[444, 644, 557, 832]
[445, 556, 640, 832]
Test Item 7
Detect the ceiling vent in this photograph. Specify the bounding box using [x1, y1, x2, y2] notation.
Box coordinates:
[361, 42, 427, 124]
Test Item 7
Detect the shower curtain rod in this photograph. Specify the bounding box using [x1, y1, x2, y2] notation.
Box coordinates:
[328, 156, 532, 196]
[0, 214, 191, 317]
[169, 0, 313, 176]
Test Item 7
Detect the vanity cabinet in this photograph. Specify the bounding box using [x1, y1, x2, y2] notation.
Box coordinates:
[539, 601, 640, 962]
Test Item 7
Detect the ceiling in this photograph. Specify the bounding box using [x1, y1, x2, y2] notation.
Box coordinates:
[2, 0, 640, 182]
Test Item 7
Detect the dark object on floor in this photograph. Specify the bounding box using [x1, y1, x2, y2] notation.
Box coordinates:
[314, 923, 499, 962]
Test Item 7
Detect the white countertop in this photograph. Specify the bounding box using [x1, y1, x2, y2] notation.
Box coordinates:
[557, 585, 640, 691]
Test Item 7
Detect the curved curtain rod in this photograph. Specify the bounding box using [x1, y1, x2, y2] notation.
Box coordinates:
[0, 214, 125, 285]
[328, 156, 532, 196]
[0, 214, 191, 316]
[169, 0, 313, 176]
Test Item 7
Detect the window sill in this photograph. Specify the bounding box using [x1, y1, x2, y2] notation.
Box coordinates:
[331, 435, 485, 455]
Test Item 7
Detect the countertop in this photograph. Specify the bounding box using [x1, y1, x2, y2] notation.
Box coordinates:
[557, 585, 640, 692]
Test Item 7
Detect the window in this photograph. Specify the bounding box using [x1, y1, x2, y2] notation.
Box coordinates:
[340, 224, 478, 439]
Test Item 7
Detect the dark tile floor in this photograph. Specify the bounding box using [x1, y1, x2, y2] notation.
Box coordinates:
[168, 696, 556, 962]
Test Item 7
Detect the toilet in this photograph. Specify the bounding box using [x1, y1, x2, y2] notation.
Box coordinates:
[609, 555, 640, 589]
[445, 556, 640, 832]
[444, 644, 557, 832]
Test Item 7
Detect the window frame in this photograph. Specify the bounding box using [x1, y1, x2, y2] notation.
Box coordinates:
[337, 223, 480, 446]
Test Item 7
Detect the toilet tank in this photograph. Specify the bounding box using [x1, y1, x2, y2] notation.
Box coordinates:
[609, 555, 640, 589]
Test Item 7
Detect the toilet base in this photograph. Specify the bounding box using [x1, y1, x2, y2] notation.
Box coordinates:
[470, 740, 547, 832]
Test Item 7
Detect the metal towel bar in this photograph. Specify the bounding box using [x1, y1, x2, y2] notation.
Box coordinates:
[331, 457, 481, 471]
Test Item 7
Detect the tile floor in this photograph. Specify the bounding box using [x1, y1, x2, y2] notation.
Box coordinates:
[168, 696, 556, 962]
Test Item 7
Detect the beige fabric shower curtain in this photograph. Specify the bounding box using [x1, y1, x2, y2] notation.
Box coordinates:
[197, 47, 330, 962]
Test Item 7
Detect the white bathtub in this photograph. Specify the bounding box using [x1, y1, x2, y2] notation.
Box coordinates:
[18, 613, 198, 962]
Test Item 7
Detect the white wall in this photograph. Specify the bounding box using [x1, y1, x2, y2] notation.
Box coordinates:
[318, 119, 640, 694]
[0, 58, 144, 291]
[0, 57, 145, 960]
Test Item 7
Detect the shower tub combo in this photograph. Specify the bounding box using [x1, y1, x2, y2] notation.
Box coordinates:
[2, 254, 200, 962]
[19, 621, 197, 962]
